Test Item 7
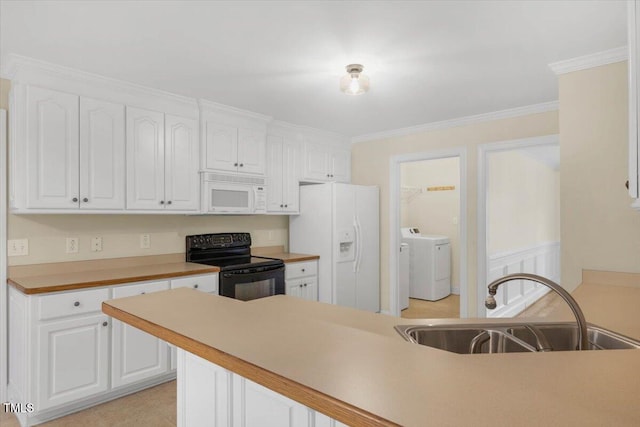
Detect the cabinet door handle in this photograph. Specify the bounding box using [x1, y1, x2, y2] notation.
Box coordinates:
[167, 201, 172, 205]
[72, 197, 78, 203]
[326, 174, 330, 178]
[83, 197, 89, 202]
[285, 204, 288, 208]
[102, 321, 108, 327]
[194, 284, 199, 289]
[239, 163, 244, 167]
[160, 200, 165, 204]
[73, 301, 80, 307]
[301, 268, 305, 272]
[141, 292, 146, 295]
[234, 163, 238, 167]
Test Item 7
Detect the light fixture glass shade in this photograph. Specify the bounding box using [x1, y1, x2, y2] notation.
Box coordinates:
[340, 64, 370, 95]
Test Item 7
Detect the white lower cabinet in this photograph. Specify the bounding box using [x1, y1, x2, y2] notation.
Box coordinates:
[111, 280, 170, 388]
[178, 350, 347, 427]
[285, 260, 319, 302]
[8, 272, 218, 426]
[37, 313, 110, 410]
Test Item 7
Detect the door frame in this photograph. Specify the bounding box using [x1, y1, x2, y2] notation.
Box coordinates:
[476, 134, 559, 316]
[389, 147, 468, 317]
[1, 109, 7, 403]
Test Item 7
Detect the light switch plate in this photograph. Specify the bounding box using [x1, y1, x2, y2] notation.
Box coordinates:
[7, 239, 29, 256]
[140, 234, 150, 249]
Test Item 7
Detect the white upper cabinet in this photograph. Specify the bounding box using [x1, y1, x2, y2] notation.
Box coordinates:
[126, 107, 165, 210]
[204, 121, 266, 175]
[127, 108, 199, 211]
[26, 86, 80, 209]
[164, 115, 200, 211]
[24, 87, 126, 210]
[302, 142, 351, 183]
[79, 97, 125, 210]
[266, 135, 299, 213]
[238, 128, 266, 174]
[629, 0, 640, 210]
[205, 122, 238, 172]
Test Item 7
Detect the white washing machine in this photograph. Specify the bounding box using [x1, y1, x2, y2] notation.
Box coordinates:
[401, 228, 451, 301]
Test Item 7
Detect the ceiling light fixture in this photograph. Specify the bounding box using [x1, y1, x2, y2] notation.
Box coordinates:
[340, 64, 370, 95]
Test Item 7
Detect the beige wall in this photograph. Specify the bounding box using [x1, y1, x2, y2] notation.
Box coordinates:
[0, 78, 289, 266]
[7, 214, 289, 266]
[351, 111, 559, 316]
[400, 157, 460, 287]
[488, 150, 559, 254]
[560, 61, 640, 290]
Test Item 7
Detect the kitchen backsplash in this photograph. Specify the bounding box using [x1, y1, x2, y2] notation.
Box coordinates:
[7, 213, 289, 266]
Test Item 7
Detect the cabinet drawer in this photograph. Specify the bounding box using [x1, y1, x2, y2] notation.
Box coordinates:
[38, 288, 110, 321]
[171, 274, 218, 293]
[285, 261, 317, 280]
[112, 280, 169, 298]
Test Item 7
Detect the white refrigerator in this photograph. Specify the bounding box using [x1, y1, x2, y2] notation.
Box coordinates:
[289, 183, 380, 312]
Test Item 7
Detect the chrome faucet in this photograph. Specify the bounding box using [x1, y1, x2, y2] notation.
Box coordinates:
[485, 273, 589, 350]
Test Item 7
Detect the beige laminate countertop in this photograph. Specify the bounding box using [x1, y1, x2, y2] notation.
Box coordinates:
[103, 279, 640, 427]
[7, 254, 219, 294]
[7, 248, 318, 294]
[251, 246, 319, 263]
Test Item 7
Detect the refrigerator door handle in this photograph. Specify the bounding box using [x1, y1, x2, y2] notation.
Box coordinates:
[355, 215, 363, 273]
[353, 216, 359, 273]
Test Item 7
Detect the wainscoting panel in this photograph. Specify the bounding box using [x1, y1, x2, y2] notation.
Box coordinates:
[486, 242, 560, 318]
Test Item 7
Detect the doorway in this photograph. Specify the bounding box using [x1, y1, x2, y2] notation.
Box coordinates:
[389, 148, 467, 318]
[477, 135, 560, 317]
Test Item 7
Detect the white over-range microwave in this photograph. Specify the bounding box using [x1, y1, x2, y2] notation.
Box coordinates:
[203, 173, 267, 214]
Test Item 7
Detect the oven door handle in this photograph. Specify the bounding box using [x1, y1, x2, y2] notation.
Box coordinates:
[222, 265, 284, 279]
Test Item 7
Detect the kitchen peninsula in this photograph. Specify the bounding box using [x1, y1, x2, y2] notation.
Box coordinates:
[103, 273, 640, 427]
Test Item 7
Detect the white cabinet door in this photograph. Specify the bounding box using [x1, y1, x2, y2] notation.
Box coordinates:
[330, 149, 350, 183]
[282, 139, 300, 212]
[303, 143, 330, 181]
[237, 128, 266, 175]
[266, 136, 285, 212]
[205, 122, 238, 172]
[178, 351, 231, 427]
[27, 86, 79, 208]
[37, 314, 109, 410]
[79, 97, 125, 210]
[165, 115, 199, 211]
[302, 277, 318, 302]
[285, 279, 303, 298]
[126, 107, 165, 210]
[111, 280, 170, 388]
[233, 376, 311, 427]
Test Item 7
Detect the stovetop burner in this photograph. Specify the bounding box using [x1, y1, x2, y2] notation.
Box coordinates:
[185, 233, 283, 271]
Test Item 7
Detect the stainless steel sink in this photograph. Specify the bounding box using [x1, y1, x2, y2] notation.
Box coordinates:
[395, 322, 640, 354]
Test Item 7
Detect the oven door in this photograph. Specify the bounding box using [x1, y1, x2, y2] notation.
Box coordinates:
[220, 265, 285, 301]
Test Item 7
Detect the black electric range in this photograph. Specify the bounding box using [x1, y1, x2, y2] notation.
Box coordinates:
[186, 233, 285, 301]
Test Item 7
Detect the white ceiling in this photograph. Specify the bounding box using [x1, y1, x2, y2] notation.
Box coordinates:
[0, 1, 627, 137]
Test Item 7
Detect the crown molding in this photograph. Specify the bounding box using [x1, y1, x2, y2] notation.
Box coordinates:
[351, 101, 559, 144]
[198, 98, 272, 123]
[548, 46, 628, 75]
[269, 119, 347, 142]
[2, 53, 198, 107]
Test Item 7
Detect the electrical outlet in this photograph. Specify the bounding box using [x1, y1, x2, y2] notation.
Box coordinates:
[7, 239, 29, 256]
[140, 234, 150, 249]
[267, 230, 274, 241]
[66, 237, 79, 254]
[91, 237, 103, 252]
[452, 216, 458, 225]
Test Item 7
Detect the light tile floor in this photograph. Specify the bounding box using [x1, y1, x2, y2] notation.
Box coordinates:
[401, 295, 460, 319]
[1, 380, 176, 427]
